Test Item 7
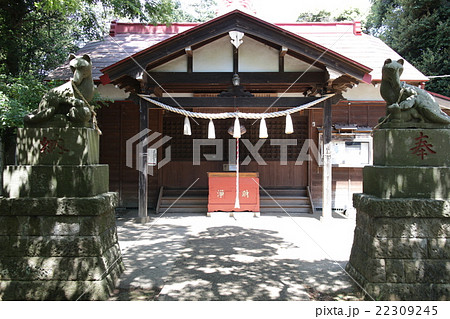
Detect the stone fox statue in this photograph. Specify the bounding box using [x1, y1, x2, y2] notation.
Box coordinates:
[380, 58, 450, 125]
[24, 54, 94, 127]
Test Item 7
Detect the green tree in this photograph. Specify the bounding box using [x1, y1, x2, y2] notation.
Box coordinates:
[335, 8, 362, 22]
[172, 0, 217, 22]
[297, 10, 331, 22]
[0, 0, 182, 192]
[296, 8, 362, 22]
[0, 0, 181, 129]
[365, 0, 450, 96]
[0, 0, 179, 78]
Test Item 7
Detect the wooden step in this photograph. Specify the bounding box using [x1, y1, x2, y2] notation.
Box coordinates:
[159, 206, 208, 213]
[261, 188, 308, 197]
[260, 198, 310, 205]
[260, 207, 312, 213]
[160, 197, 208, 204]
[157, 187, 312, 214]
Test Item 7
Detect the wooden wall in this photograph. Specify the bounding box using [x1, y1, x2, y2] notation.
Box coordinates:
[97, 101, 138, 207]
[161, 160, 307, 189]
[309, 100, 386, 210]
[97, 102, 163, 207]
[160, 110, 309, 190]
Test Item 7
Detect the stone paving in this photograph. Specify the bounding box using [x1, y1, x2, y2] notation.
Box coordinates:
[113, 210, 362, 301]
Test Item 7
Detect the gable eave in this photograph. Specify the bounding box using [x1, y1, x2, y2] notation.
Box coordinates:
[101, 10, 372, 84]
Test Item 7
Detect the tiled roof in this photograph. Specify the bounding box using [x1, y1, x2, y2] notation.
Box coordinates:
[429, 91, 450, 109]
[280, 23, 427, 82]
[48, 18, 427, 83]
[48, 27, 194, 80]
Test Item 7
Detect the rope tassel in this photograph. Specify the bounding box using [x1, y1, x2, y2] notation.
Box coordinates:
[259, 117, 268, 139]
[208, 119, 216, 139]
[285, 113, 294, 134]
[233, 117, 241, 138]
[183, 116, 192, 135]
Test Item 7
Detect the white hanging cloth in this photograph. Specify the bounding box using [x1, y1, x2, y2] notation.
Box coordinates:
[259, 117, 268, 138]
[208, 119, 216, 139]
[183, 116, 192, 135]
[233, 117, 241, 138]
[285, 113, 294, 134]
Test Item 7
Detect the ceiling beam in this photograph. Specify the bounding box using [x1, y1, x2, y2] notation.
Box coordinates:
[145, 72, 328, 86]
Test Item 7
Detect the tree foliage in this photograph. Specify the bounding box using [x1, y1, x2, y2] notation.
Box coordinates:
[365, 0, 450, 96]
[0, 75, 55, 129]
[297, 10, 331, 22]
[0, 0, 179, 78]
[297, 8, 362, 22]
[0, 0, 181, 133]
[172, 0, 217, 22]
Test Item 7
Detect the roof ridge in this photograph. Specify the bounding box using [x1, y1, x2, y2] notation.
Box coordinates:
[107, 19, 362, 36]
[109, 20, 199, 36]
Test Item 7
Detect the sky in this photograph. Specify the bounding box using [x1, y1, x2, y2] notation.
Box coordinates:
[179, 0, 373, 23]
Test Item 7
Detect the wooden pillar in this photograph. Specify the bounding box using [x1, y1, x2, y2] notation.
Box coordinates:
[138, 98, 149, 223]
[185, 46, 193, 73]
[279, 46, 287, 73]
[321, 98, 333, 221]
[233, 47, 238, 74]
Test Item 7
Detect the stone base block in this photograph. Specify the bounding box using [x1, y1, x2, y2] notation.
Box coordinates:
[0, 260, 124, 300]
[363, 166, 450, 199]
[347, 194, 450, 300]
[16, 127, 99, 165]
[373, 128, 450, 166]
[3, 165, 109, 197]
[0, 243, 122, 281]
[0, 227, 119, 257]
[346, 263, 450, 301]
[0, 192, 118, 216]
[0, 211, 117, 236]
[0, 192, 123, 300]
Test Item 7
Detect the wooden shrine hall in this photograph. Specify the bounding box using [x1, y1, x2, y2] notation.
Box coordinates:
[99, 10, 373, 219]
[45, 9, 430, 219]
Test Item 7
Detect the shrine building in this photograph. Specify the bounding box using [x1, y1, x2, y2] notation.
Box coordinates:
[48, 9, 445, 217]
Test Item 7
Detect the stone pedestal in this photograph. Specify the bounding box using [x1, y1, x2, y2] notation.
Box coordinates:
[0, 128, 123, 300]
[347, 127, 450, 300]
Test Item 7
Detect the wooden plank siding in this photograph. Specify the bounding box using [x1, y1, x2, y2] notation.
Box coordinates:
[308, 101, 386, 210]
[161, 161, 307, 189]
[160, 109, 309, 190]
[97, 101, 163, 208]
